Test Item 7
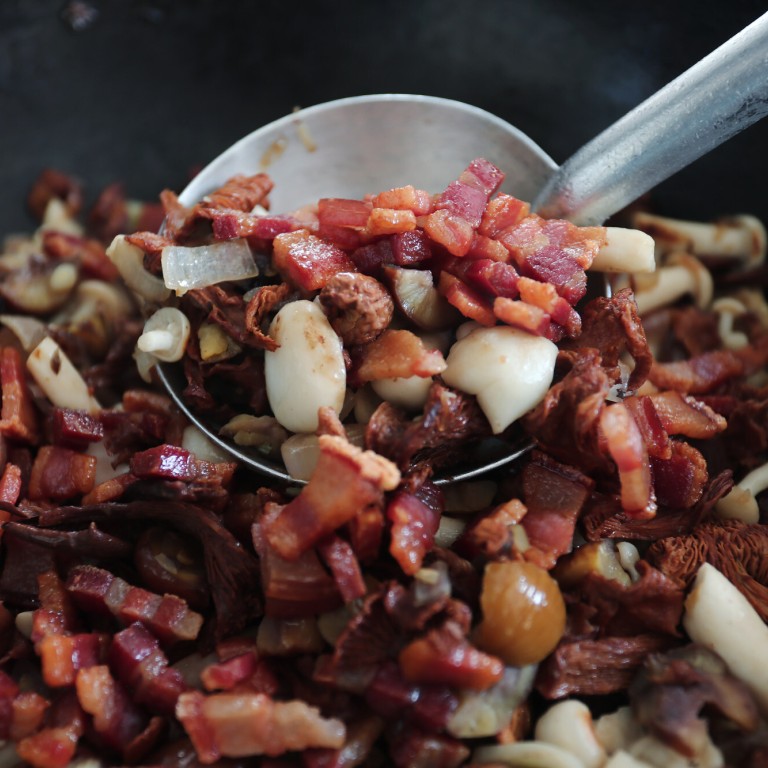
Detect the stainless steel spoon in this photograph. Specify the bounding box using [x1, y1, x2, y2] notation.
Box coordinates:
[157, 11, 768, 485]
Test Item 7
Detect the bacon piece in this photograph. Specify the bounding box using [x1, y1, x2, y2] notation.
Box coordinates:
[349, 238, 395, 275]
[355, 329, 446, 382]
[623, 395, 672, 460]
[462, 259, 520, 298]
[438, 271, 495, 326]
[9, 691, 49, 741]
[391, 229, 433, 265]
[264, 435, 400, 560]
[129, 444, 236, 486]
[649, 390, 727, 438]
[600, 402, 656, 519]
[648, 348, 747, 394]
[41, 230, 119, 282]
[28, 446, 97, 501]
[0, 346, 39, 444]
[38, 632, 109, 687]
[273, 229, 357, 291]
[66, 564, 203, 645]
[316, 535, 366, 603]
[387, 484, 442, 576]
[125, 230, 175, 263]
[51, 408, 104, 449]
[478, 193, 530, 238]
[651, 440, 708, 510]
[318, 198, 372, 232]
[176, 691, 346, 761]
[75, 664, 151, 755]
[0, 462, 22, 504]
[456, 499, 527, 560]
[372, 185, 433, 215]
[535, 634, 678, 698]
[434, 158, 504, 229]
[398, 621, 503, 691]
[201, 208, 297, 240]
[253, 521, 341, 618]
[27, 168, 83, 220]
[109, 622, 188, 716]
[423, 209, 475, 257]
[201, 645, 278, 695]
[201, 173, 273, 212]
[31, 570, 80, 643]
[466, 232, 510, 262]
[15, 693, 85, 768]
[386, 723, 469, 768]
[366, 208, 417, 236]
[493, 296, 551, 336]
[521, 453, 593, 568]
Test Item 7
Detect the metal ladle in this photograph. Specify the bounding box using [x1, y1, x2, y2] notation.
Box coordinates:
[156, 11, 768, 485]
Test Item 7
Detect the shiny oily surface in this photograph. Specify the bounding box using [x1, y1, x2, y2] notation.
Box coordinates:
[475, 560, 566, 667]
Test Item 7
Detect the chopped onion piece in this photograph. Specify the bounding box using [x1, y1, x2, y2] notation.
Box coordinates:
[107, 234, 171, 303]
[161, 238, 259, 294]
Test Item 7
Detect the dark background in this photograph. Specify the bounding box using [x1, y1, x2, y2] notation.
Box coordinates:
[1, 0, 767, 236]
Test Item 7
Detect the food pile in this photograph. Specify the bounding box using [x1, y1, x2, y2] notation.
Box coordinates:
[0, 162, 766, 767]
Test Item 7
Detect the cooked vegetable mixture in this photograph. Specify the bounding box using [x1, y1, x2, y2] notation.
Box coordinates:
[0, 163, 767, 767]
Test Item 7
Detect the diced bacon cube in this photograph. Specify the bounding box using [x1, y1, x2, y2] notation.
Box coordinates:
[350, 238, 395, 275]
[438, 272, 495, 327]
[434, 182, 488, 228]
[493, 296, 551, 336]
[318, 198, 372, 230]
[0, 463, 22, 504]
[466, 233, 509, 262]
[522, 246, 588, 305]
[517, 276, 574, 326]
[423, 209, 474, 257]
[356, 329, 447, 382]
[479, 194, 530, 238]
[38, 633, 108, 687]
[459, 158, 506, 196]
[463, 259, 520, 299]
[0, 346, 39, 444]
[28, 446, 96, 501]
[391, 230, 432, 265]
[371, 185, 433, 215]
[273, 230, 357, 291]
[365, 208, 417, 236]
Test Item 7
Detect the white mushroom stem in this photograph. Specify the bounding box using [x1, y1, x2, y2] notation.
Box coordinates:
[534, 700, 605, 768]
[590, 227, 656, 274]
[472, 741, 586, 768]
[711, 297, 749, 350]
[633, 211, 766, 267]
[683, 562, 768, 715]
[137, 307, 191, 363]
[26, 336, 100, 413]
[714, 461, 768, 524]
[633, 252, 713, 315]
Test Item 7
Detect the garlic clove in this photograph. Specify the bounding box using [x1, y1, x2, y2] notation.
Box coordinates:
[442, 325, 557, 434]
[264, 300, 346, 433]
[534, 700, 605, 768]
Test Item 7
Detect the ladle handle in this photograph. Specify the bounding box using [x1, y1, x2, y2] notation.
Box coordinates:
[535, 11, 768, 225]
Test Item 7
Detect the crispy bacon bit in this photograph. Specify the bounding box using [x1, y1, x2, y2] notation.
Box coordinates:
[319, 272, 394, 345]
[648, 348, 747, 394]
[521, 453, 593, 567]
[371, 185, 433, 216]
[478, 193, 530, 238]
[51, 408, 104, 449]
[28, 446, 97, 501]
[272, 229, 357, 292]
[316, 535, 366, 603]
[42, 231, 120, 282]
[176, 690, 346, 762]
[600, 402, 656, 519]
[649, 390, 728, 438]
[366, 208, 417, 236]
[387, 484, 442, 576]
[264, 435, 400, 560]
[201, 173, 273, 212]
[651, 440, 708, 509]
[355, 329, 446, 382]
[623, 395, 672, 460]
[438, 271, 496, 326]
[0, 462, 22, 504]
[66, 564, 203, 645]
[398, 622, 504, 691]
[38, 632, 109, 687]
[423, 209, 475, 257]
[0, 346, 39, 444]
[199, 207, 297, 240]
[493, 295, 551, 336]
[129, 444, 236, 487]
[109, 622, 188, 716]
[319, 198, 373, 231]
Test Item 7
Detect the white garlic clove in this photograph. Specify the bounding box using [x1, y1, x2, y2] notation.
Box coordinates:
[442, 325, 557, 434]
[534, 700, 606, 768]
[472, 741, 586, 768]
[264, 300, 346, 433]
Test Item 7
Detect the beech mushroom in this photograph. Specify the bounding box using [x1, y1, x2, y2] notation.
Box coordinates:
[106, 234, 171, 303]
[590, 227, 656, 274]
[683, 562, 768, 714]
[26, 336, 100, 413]
[136, 307, 191, 363]
[264, 299, 346, 433]
[534, 700, 605, 768]
[633, 211, 766, 269]
[711, 297, 749, 350]
[714, 461, 768, 524]
[472, 741, 586, 768]
[0, 260, 78, 315]
[39, 197, 84, 237]
[442, 325, 558, 434]
[632, 252, 713, 316]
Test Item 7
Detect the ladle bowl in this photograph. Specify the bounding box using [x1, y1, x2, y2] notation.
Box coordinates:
[157, 12, 768, 484]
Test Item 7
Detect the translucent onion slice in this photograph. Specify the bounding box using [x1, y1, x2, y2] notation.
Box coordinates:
[161, 238, 259, 294]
